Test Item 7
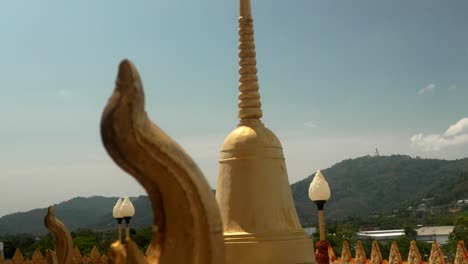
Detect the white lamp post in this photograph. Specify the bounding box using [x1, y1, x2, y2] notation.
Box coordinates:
[119, 196, 135, 241]
[308, 170, 331, 264]
[112, 198, 123, 242]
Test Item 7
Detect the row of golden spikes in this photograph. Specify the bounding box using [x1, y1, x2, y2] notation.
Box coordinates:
[328, 240, 468, 264]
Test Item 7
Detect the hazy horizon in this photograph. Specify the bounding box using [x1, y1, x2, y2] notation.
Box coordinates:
[1, 0, 467, 216]
[0, 154, 466, 217]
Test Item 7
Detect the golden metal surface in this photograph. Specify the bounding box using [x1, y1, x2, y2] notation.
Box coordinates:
[454, 241, 468, 264]
[3, 240, 467, 264]
[238, 0, 262, 120]
[407, 241, 422, 264]
[355, 241, 367, 264]
[44, 207, 73, 264]
[370, 240, 383, 264]
[101, 59, 224, 264]
[428, 240, 445, 264]
[388, 241, 403, 264]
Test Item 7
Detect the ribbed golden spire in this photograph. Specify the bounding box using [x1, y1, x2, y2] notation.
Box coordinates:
[238, 0, 263, 120]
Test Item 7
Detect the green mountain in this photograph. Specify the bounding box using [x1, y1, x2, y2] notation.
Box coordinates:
[292, 155, 468, 225]
[0, 196, 153, 235]
[0, 155, 466, 235]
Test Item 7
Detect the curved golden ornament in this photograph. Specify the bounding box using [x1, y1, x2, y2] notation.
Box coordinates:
[101, 59, 224, 264]
[44, 206, 73, 264]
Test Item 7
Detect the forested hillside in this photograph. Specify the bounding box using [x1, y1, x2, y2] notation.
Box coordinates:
[0, 155, 466, 235]
[0, 196, 152, 235]
[292, 155, 468, 225]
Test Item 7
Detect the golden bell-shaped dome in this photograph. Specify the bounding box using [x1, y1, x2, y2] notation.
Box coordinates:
[217, 118, 303, 235]
[221, 121, 282, 155]
[215, 1, 317, 263]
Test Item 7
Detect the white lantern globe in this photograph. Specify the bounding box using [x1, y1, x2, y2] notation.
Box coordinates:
[119, 196, 135, 218]
[112, 198, 123, 219]
[308, 170, 331, 201]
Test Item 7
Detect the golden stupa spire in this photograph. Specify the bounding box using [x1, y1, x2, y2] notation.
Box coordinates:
[238, 0, 263, 120]
[215, 2, 316, 263]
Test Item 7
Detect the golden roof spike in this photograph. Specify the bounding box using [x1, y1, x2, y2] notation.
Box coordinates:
[239, 0, 252, 18]
[238, 0, 263, 120]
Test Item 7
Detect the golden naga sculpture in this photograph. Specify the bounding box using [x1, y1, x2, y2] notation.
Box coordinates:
[100, 59, 224, 264]
[43, 206, 73, 264]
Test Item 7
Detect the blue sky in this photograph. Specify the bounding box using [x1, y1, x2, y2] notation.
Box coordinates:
[0, 0, 467, 216]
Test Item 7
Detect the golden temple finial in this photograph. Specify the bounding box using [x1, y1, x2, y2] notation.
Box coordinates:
[239, 0, 252, 18]
[217, 2, 316, 262]
[238, 0, 263, 120]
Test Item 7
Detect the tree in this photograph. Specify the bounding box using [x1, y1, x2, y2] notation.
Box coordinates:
[404, 225, 417, 239]
[37, 233, 56, 255]
[313, 223, 358, 255]
[74, 236, 97, 256]
[1, 234, 37, 259]
[132, 227, 152, 252]
[447, 211, 468, 255]
[72, 229, 99, 256]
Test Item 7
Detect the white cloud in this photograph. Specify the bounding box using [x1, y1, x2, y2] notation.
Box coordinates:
[448, 85, 457, 91]
[411, 118, 468, 151]
[444, 118, 468, 137]
[418, 83, 435, 95]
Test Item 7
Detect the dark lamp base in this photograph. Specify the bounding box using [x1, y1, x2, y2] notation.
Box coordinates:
[315, 240, 330, 264]
[313, 200, 326, 210]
